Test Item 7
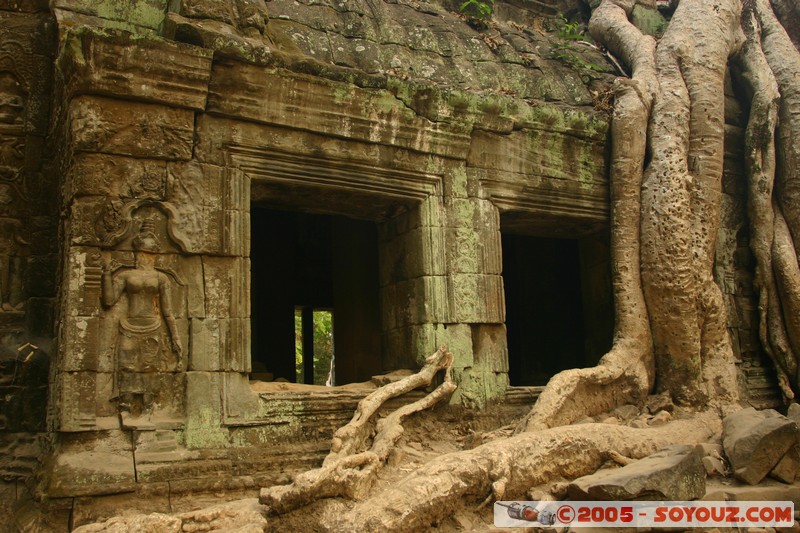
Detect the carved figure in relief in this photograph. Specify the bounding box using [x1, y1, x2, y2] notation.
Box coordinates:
[101, 220, 183, 418]
[0, 72, 24, 125]
[0, 72, 26, 189]
[0, 218, 28, 312]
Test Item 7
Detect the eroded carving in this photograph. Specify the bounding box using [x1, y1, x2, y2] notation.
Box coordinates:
[101, 219, 185, 426]
[0, 71, 25, 126]
[97, 199, 192, 253]
[0, 71, 26, 197]
[0, 218, 28, 312]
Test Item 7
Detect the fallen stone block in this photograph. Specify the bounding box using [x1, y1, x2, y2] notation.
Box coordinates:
[723, 407, 799, 485]
[567, 444, 705, 501]
[702, 455, 728, 477]
[771, 445, 800, 484]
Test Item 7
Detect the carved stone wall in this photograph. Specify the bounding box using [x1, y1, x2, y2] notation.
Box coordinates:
[0, 1, 57, 526]
[36, 2, 617, 510]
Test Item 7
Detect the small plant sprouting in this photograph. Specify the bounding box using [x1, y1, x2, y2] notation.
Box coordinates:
[550, 15, 605, 82]
[460, 0, 495, 20]
[556, 15, 587, 42]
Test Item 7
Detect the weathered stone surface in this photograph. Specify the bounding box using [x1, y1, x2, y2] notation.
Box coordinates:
[184, 371, 227, 449]
[164, 12, 272, 64]
[164, 162, 231, 254]
[59, 31, 212, 110]
[723, 408, 800, 485]
[47, 431, 136, 496]
[201, 256, 248, 319]
[265, 0, 601, 106]
[380, 224, 446, 282]
[72, 513, 181, 533]
[68, 96, 194, 160]
[703, 478, 800, 505]
[189, 318, 250, 372]
[207, 61, 471, 159]
[59, 371, 99, 431]
[67, 154, 168, 201]
[469, 126, 609, 236]
[472, 324, 510, 373]
[448, 273, 505, 323]
[771, 445, 800, 483]
[0, 10, 54, 134]
[702, 455, 728, 476]
[568, 444, 705, 501]
[53, 0, 168, 31]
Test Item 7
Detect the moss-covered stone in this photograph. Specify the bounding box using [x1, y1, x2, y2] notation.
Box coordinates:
[55, 0, 168, 32]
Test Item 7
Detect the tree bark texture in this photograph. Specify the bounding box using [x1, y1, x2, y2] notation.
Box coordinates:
[526, 0, 800, 427]
[327, 413, 720, 532]
[259, 346, 456, 515]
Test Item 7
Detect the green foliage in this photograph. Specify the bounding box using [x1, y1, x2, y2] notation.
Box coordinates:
[550, 15, 605, 83]
[460, 0, 494, 19]
[556, 16, 586, 42]
[295, 309, 335, 385]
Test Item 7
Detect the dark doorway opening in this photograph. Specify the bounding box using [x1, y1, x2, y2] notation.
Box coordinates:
[502, 233, 613, 386]
[250, 207, 381, 385]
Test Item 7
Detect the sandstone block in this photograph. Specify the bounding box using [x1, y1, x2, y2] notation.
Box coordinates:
[59, 371, 97, 431]
[703, 455, 728, 477]
[60, 31, 212, 110]
[202, 256, 248, 318]
[723, 407, 800, 485]
[67, 154, 167, 201]
[472, 323, 509, 372]
[189, 318, 249, 372]
[69, 96, 194, 160]
[771, 445, 800, 484]
[568, 444, 705, 501]
[448, 273, 504, 323]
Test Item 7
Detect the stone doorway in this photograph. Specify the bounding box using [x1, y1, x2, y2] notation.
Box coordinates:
[501, 232, 613, 386]
[249, 207, 382, 385]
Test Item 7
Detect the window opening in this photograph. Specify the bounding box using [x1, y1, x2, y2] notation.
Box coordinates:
[502, 233, 612, 386]
[295, 308, 335, 385]
[250, 207, 381, 385]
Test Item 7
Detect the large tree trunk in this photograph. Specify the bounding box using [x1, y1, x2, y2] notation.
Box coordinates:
[526, 0, 800, 427]
[522, 0, 744, 430]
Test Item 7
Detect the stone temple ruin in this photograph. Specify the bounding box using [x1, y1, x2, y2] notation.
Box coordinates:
[0, 0, 782, 529]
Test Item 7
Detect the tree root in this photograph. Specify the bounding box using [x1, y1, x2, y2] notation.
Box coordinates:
[327, 412, 721, 532]
[733, 0, 800, 399]
[259, 346, 456, 515]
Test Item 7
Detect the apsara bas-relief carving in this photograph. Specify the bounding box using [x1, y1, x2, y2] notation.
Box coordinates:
[99, 208, 188, 427]
[0, 217, 28, 312]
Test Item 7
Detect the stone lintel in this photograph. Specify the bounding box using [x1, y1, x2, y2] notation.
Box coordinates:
[58, 29, 212, 111]
[207, 60, 472, 159]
